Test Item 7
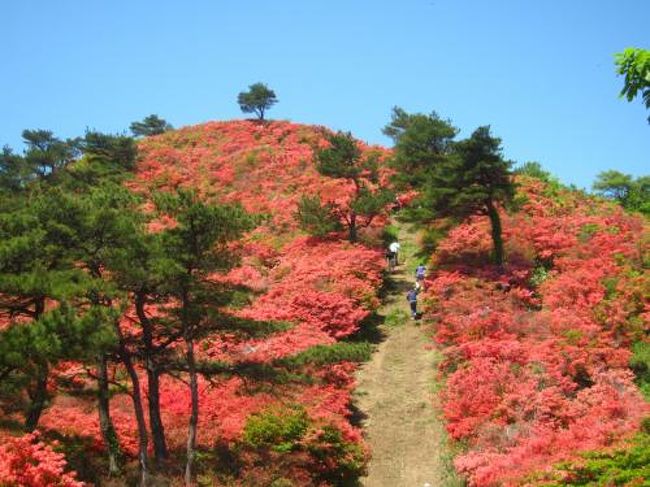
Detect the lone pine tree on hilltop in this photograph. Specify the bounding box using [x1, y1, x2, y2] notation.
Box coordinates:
[237, 82, 278, 121]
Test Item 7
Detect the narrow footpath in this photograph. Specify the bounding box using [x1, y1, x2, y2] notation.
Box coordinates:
[354, 222, 459, 487]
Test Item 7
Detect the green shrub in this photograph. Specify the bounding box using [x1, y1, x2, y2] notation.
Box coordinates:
[541, 430, 650, 486]
[280, 342, 372, 368]
[515, 161, 554, 183]
[306, 424, 367, 485]
[240, 405, 368, 485]
[294, 195, 342, 237]
[420, 226, 448, 254]
[578, 223, 600, 242]
[381, 224, 399, 247]
[243, 405, 309, 453]
[529, 265, 550, 288]
[631, 341, 650, 400]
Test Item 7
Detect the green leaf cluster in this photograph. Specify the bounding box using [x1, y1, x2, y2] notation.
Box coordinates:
[615, 47, 650, 124]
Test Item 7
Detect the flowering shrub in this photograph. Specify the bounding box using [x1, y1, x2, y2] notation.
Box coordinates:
[0, 433, 84, 487]
[425, 176, 649, 485]
[26, 121, 386, 482]
[237, 404, 367, 486]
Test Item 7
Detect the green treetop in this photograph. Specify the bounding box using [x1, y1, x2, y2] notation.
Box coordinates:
[593, 170, 650, 216]
[130, 114, 173, 137]
[308, 131, 393, 242]
[237, 83, 278, 121]
[383, 107, 458, 188]
[425, 126, 515, 266]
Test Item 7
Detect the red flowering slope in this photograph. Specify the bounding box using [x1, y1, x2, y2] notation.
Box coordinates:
[25, 120, 387, 483]
[423, 176, 649, 486]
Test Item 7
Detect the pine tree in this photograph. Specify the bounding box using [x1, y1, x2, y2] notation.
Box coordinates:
[237, 83, 278, 121]
[130, 114, 173, 137]
[154, 190, 253, 485]
[314, 131, 393, 242]
[425, 126, 514, 266]
[383, 107, 458, 189]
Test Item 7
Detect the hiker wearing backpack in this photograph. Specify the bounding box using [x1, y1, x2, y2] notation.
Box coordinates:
[406, 287, 418, 319]
[415, 263, 426, 288]
[385, 248, 396, 272]
[389, 240, 401, 266]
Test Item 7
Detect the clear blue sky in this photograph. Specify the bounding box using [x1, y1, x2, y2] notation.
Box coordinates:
[2, 0, 648, 188]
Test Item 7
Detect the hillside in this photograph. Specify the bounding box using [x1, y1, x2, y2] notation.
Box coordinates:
[0, 120, 648, 487]
[422, 176, 649, 485]
[0, 121, 390, 485]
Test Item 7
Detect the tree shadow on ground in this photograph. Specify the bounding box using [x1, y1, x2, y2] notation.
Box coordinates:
[348, 400, 368, 430]
[346, 311, 385, 345]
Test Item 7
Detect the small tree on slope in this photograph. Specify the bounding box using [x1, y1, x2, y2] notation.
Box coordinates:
[130, 114, 173, 137]
[424, 125, 514, 267]
[313, 131, 393, 243]
[154, 189, 253, 486]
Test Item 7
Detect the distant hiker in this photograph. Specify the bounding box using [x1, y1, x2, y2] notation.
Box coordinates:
[406, 287, 418, 319]
[415, 263, 426, 286]
[385, 248, 396, 272]
[389, 241, 401, 266]
[391, 195, 403, 212]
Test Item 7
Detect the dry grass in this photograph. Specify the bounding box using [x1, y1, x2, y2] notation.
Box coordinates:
[354, 221, 463, 487]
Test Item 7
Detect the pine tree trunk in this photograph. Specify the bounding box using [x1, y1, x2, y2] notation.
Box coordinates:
[120, 348, 150, 486]
[24, 361, 48, 431]
[147, 366, 167, 462]
[184, 335, 199, 487]
[97, 354, 122, 476]
[136, 294, 168, 462]
[25, 297, 48, 431]
[486, 200, 505, 267]
[349, 211, 357, 242]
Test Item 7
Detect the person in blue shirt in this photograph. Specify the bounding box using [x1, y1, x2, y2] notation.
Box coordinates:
[415, 264, 426, 288]
[406, 287, 418, 319]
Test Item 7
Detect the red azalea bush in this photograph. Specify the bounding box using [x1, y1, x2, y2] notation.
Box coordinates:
[424, 176, 649, 485]
[0, 433, 83, 487]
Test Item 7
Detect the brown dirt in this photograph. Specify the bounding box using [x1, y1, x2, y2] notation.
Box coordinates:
[354, 222, 460, 487]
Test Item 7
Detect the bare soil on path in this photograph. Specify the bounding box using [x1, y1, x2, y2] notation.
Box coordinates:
[354, 223, 459, 487]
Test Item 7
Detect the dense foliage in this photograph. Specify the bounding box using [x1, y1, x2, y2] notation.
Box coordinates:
[593, 169, 650, 216]
[1, 114, 646, 486]
[422, 175, 649, 485]
[0, 120, 386, 485]
[615, 47, 650, 124]
[310, 131, 394, 242]
[0, 432, 83, 487]
[385, 107, 515, 266]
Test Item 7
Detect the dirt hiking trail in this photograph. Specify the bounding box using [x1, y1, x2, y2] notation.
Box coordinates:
[354, 221, 460, 487]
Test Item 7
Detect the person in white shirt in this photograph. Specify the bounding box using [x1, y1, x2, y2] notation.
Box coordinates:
[389, 241, 401, 266]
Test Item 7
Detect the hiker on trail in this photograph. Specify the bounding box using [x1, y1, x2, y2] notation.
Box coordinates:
[389, 240, 401, 266]
[385, 248, 396, 272]
[406, 286, 418, 319]
[391, 195, 403, 212]
[415, 263, 426, 287]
